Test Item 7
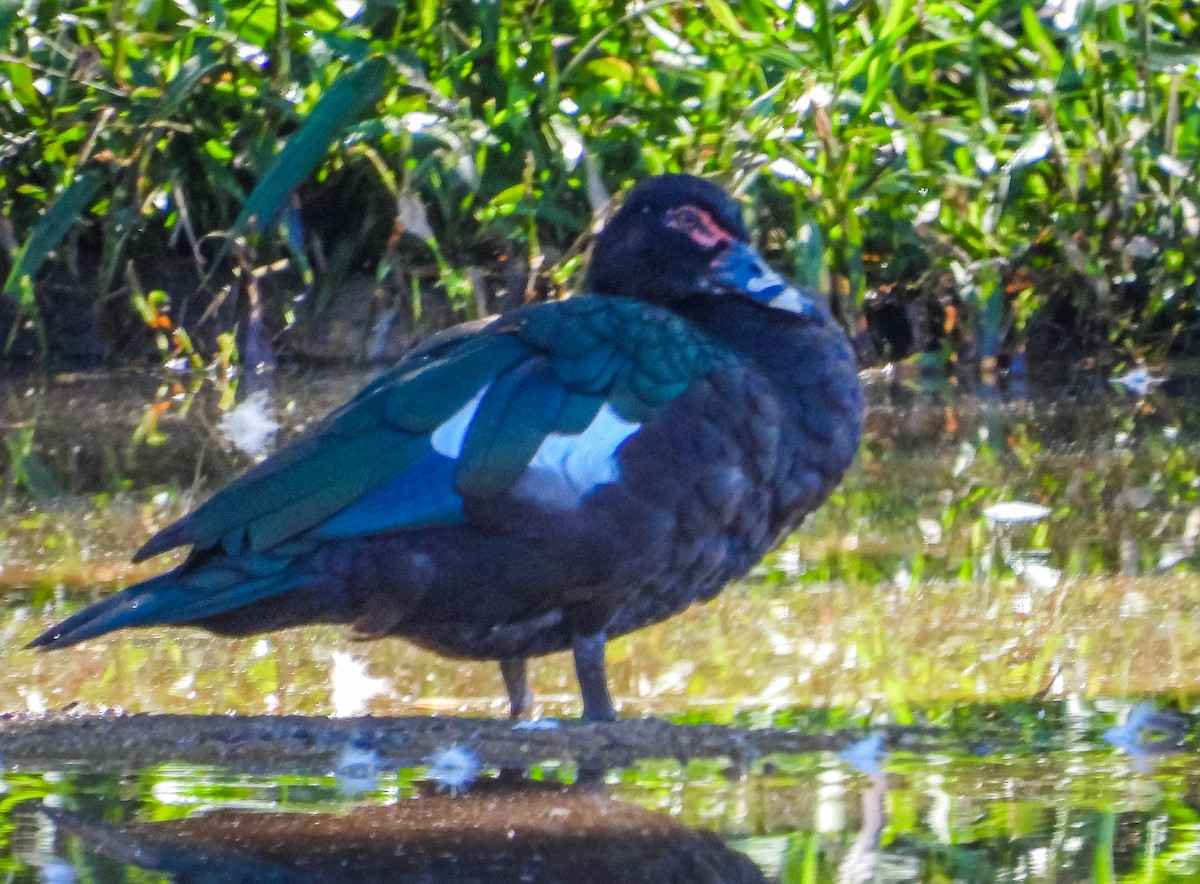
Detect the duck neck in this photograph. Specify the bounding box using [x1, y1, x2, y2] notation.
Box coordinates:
[675, 296, 858, 402]
[675, 295, 865, 521]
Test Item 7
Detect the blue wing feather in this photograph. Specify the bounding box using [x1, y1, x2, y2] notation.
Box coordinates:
[317, 451, 464, 538]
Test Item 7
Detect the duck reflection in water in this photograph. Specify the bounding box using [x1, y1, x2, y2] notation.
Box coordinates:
[46, 775, 767, 884]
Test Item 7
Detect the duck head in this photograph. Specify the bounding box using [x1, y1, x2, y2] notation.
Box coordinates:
[585, 174, 824, 319]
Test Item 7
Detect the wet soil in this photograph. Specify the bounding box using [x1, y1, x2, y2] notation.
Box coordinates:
[0, 712, 941, 775]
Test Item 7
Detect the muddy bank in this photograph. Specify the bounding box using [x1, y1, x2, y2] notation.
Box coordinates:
[0, 712, 943, 774]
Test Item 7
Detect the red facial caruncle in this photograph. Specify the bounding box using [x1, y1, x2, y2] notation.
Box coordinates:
[665, 206, 737, 251]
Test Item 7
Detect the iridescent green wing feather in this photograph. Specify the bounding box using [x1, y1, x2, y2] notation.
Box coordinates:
[135, 297, 736, 559]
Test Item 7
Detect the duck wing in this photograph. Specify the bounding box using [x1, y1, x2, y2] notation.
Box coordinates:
[134, 296, 736, 561]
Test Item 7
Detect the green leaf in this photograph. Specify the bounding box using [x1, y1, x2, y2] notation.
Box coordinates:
[585, 57, 633, 81]
[160, 42, 221, 114]
[703, 0, 741, 35]
[233, 57, 391, 235]
[0, 0, 21, 43]
[1020, 5, 1062, 73]
[488, 183, 526, 210]
[794, 216, 824, 291]
[6, 59, 37, 107]
[3, 426, 64, 500]
[812, 0, 836, 72]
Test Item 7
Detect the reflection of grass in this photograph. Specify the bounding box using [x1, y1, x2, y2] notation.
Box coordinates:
[5, 573, 1200, 720]
[4, 383, 1200, 719]
[798, 386, 1200, 586]
[5, 374, 1199, 593]
[0, 499, 185, 593]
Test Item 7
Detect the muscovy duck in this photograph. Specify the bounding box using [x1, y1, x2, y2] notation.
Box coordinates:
[31, 174, 864, 721]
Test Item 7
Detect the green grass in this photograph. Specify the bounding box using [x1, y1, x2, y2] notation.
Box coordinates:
[2, 1, 1198, 367]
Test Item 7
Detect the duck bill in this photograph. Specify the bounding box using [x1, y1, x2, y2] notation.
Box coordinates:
[708, 242, 823, 318]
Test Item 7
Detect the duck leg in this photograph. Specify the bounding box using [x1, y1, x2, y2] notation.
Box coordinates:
[500, 656, 533, 720]
[572, 632, 617, 722]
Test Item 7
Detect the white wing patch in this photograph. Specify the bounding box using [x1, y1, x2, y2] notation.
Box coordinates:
[511, 404, 641, 510]
[430, 386, 639, 509]
[430, 384, 490, 458]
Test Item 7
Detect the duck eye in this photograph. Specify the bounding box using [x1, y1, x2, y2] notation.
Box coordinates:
[665, 205, 736, 250]
[667, 206, 705, 233]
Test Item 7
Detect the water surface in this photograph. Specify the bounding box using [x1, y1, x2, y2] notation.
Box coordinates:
[1, 365, 1198, 881]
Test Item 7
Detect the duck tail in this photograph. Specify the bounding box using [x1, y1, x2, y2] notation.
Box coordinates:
[26, 564, 308, 651]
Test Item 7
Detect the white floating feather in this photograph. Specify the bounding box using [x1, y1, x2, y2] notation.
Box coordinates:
[218, 390, 280, 458]
[983, 501, 1050, 524]
[329, 651, 390, 718]
[426, 744, 481, 795]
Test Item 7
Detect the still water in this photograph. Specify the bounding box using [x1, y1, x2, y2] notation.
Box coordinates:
[0, 365, 1198, 881]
